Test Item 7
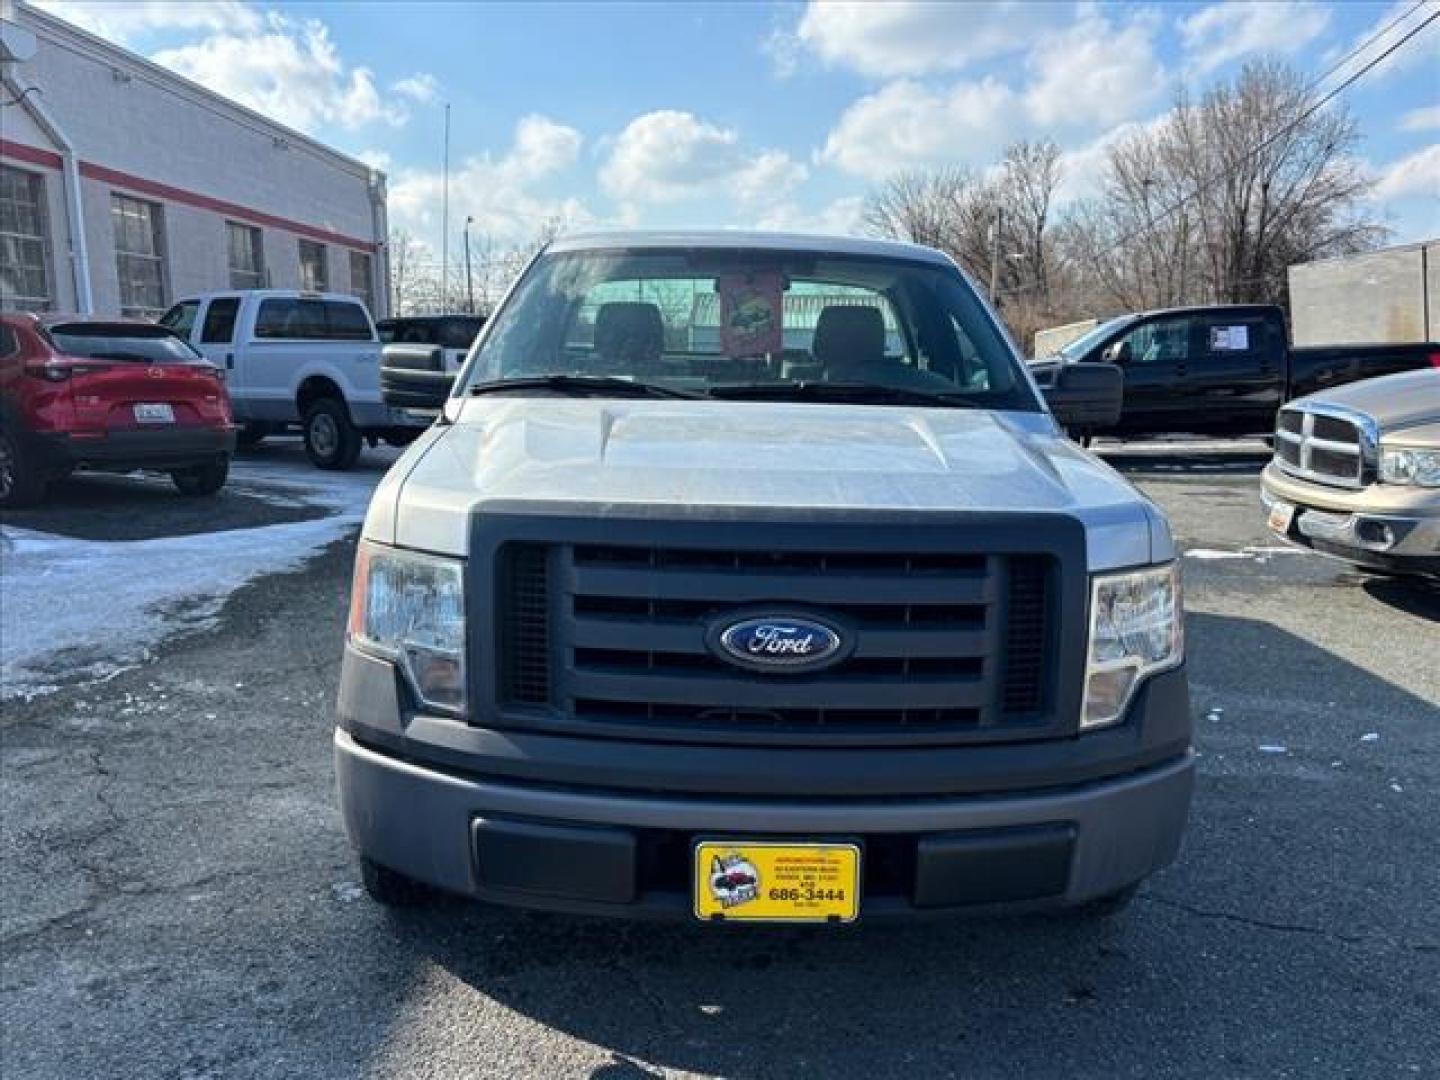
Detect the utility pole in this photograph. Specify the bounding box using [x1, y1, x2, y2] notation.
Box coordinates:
[988, 207, 1004, 304]
[441, 102, 450, 312]
[463, 216, 475, 314]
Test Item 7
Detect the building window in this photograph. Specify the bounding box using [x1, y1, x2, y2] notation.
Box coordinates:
[111, 194, 167, 317]
[348, 250, 374, 313]
[298, 239, 328, 291]
[227, 222, 264, 289]
[0, 165, 52, 312]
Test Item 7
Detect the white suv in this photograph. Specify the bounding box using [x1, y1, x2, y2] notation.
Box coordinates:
[160, 290, 427, 469]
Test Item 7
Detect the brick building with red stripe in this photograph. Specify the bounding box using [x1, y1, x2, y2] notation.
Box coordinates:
[0, 0, 389, 318]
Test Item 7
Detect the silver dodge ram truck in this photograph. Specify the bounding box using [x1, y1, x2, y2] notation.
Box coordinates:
[336, 232, 1192, 923]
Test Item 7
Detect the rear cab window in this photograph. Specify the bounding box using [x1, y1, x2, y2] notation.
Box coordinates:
[254, 298, 375, 341]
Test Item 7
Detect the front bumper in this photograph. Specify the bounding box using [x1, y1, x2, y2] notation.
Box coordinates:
[336, 651, 1195, 920]
[1261, 463, 1440, 574]
[28, 426, 236, 474]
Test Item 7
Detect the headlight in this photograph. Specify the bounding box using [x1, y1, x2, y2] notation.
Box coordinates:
[1379, 445, 1440, 487]
[1082, 563, 1183, 731]
[348, 541, 466, 714]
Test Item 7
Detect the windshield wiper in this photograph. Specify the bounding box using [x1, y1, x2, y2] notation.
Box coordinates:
[707, 381, 972, 409]
[468, 375, 704, 400]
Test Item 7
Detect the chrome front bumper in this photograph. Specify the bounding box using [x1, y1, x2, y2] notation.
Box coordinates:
[1260, 471, 1440, 565]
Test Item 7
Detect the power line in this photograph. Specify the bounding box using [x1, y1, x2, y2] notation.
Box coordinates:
[1095, 5, 1440, 261]
[1307, 0, 1430, 94]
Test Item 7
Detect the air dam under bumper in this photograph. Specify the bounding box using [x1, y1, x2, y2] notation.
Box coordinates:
[335, 732, 1194, 920]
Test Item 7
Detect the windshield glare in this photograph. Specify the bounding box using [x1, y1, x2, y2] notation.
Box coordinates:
[460, 250, 1040, 410]
[1057, 317, 1128, 359]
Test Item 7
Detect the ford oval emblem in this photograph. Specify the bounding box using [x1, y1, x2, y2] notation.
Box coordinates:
[710, 613, 850, 674]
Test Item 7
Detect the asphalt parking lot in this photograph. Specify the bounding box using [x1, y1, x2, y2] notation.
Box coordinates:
[2, 438, 1437, 1079]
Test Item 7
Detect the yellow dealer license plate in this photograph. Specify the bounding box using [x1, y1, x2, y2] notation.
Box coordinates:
[694, 841, 860, 923]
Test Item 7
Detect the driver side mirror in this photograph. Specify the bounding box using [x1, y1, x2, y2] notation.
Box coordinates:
[1035, 361, 1124, 430]
[1101, 340, 1132, 365]
[380, 344, 454, 411]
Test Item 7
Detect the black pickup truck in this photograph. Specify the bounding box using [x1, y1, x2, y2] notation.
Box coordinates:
[1031, 304, 1438, 439]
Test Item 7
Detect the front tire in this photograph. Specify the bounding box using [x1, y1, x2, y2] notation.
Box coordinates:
[0, 428, 45, 509]
[172, 457, 229, 497]
[360, 857, 436, 907]
[302, 398, 362, 470]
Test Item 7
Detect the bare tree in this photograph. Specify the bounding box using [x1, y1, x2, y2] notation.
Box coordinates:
[997, 140, 1062, 305]
[387, 228, 423, 316]
[1064, 60, 1385, 312]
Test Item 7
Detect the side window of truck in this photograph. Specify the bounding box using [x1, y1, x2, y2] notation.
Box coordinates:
[1196, 315, 1265, 359]
[1117, 316, 1190, 364]
[323, 300, 374, 341]
[200, 297, 239, 344]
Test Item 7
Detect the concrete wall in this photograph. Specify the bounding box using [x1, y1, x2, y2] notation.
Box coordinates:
[1288, 242, 1437, 346]
[1033, 319, 1098, 359]
[0, 1, 387, 316]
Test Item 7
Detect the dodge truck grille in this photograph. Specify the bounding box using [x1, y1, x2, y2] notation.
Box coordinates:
[481, 513, 1086, 748]
[1275, 406, 1373, 489]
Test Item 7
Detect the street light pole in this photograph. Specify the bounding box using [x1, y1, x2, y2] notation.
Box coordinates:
[441, 102, 450, 312]
[988, 207, 1004, 303]
[464, 216, 475, 314]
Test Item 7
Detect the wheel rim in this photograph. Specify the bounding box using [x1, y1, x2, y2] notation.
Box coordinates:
[0, 436, 13, 500]
[310, 413, 338, 457]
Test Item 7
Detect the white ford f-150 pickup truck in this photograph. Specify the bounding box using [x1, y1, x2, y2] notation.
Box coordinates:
[160, 290, 427, 469]
[336, 231, 1192, 924]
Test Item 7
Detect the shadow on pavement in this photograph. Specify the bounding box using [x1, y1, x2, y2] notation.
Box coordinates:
[375, 610, 1437, 1078]
[1099, 446, 1271, 477]
[1360, 575, 1440, 619]
[0, 468, 328, 540]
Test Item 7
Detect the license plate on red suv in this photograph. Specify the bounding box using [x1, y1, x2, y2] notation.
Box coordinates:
[133, 403, 175, 424]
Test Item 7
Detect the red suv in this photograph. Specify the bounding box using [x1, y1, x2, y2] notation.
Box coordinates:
[0, 313, 236, 508]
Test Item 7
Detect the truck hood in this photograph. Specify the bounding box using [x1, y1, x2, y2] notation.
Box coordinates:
[1298, 369, 1440, 432]
[369, 399, 1168, 570]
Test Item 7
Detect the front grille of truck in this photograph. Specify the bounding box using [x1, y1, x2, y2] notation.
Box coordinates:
[1274, 406, 1371, 489]
[482, 513, 1085, 748]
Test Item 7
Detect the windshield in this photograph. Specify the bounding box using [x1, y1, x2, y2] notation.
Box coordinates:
[458, 249, 1040, 410]
[1057, 317, 1130, 360]
[47, 323, 206, 363]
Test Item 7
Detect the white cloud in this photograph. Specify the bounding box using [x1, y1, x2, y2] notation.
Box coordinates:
[387, 115, 589, 249]
[819, 78, 1016, 180]
[819, 8, 1163, 181]
[1373, 144, 1440, 200]
[754, 195, 866, 237]
[1179, 2, 1332, 75]
[149, 12, 432, 132]
[392, 73, 440, 105]
[791, 0, 1060, 78]
[1400, 105, 1440, 132]
[600, 111, 806, 207]
[1024, 10, 1165, 128]
[32, 0, 262, 45]
[354, 148, 392, 173]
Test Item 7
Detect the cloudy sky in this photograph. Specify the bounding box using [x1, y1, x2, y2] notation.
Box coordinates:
[38, 1, 1440, 261]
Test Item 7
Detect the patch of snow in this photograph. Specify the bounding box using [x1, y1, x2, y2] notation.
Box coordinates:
[1184, 546, 1302, 561]
[1, 457, 385, 701]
